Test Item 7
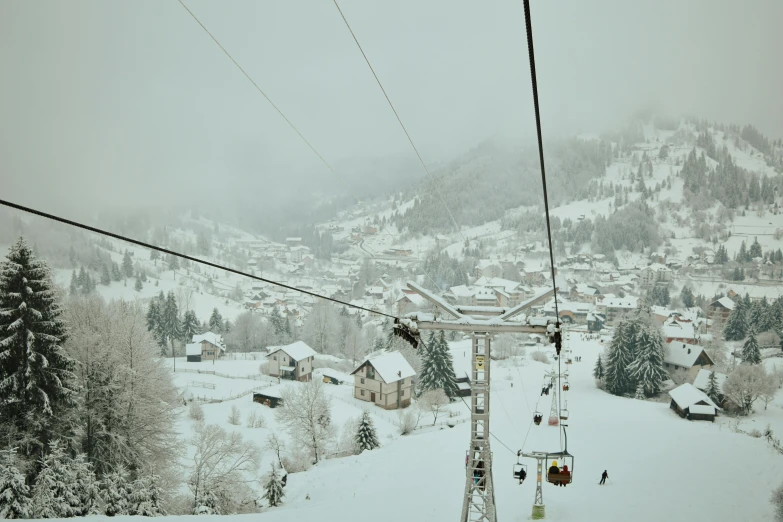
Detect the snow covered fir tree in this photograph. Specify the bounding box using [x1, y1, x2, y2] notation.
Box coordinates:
[0, 238, 76, 464]
[602, 309, 667, 398]
[417, 330, 459, 398]
[742, 330, 762, 365]
[263, 465, 285, 508]
[355, 410, 381, 452]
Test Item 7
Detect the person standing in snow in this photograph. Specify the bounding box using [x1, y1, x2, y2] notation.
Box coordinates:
[600, 470, 608, 485]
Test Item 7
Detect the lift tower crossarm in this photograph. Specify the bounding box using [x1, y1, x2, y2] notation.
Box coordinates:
[497, 287, 557, 321]
[404, 314, 551, 334]
[405, 280, 463, 319]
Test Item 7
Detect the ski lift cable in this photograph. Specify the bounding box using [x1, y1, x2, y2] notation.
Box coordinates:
[176, 0, 401, 245]
[0, 198, 400, 320]
[457, 397, 516, 456]
[521, 0, 567, 448]
[521, 0, 559, 321]
[331, 0, 467, 242]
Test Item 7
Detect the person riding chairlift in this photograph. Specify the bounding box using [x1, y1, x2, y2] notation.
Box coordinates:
[548, 460, 560, 486]
[559, 464, 570, 487]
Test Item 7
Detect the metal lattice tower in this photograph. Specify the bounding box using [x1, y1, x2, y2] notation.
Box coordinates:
[461, 334, 496, 522]
[394, 281, 556, 522]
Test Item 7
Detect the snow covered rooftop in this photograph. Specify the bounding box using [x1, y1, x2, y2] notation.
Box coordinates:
[663, 321, 697, 340]
[711, 296, 735, 310]
[664, 342, 710, 368]
[688, 404, 717, 415]
[692, 369, 728, 393]
[192, 332, 226, 351]
[267, 341, 317, 361]
[354, 351, 416, 384]
[603, 297, 638, 309]
[185, 343, 202, 356]
[668, 383, 719, 410]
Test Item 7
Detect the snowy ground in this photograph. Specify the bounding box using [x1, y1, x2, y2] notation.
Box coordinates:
[66, 335, 783, 522]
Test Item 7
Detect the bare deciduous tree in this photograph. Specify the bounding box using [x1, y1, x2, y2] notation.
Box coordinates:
[276, 380, 333, 464]
[417, 389, 449, 425]
[301, 301, 339, 355]
[723, 365, 775, 415]
[188, 424, 260, 515]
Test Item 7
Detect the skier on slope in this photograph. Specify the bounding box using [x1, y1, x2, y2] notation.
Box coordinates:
[599, 470, 608, 485]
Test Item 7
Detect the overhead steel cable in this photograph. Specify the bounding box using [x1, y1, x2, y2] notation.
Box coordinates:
[0, 198, 399, 320]
[521, 0, 565, 443]
[332, 0, 466, 242]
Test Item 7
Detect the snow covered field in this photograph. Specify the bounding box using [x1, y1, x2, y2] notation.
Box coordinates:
[54, 336, 783, 522]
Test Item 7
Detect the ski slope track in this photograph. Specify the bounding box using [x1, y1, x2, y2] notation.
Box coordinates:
[48, 338, 782, 522]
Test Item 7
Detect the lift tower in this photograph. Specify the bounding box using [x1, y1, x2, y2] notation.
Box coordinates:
[397, 282, 555, 522]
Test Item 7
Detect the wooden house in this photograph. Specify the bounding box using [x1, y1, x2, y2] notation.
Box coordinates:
[266, 341, 316, 382]
[664, 342, 714, 381]
[668, 383, 720, 421]
[187, 332, 226, 362]
[351, 352, 415, 410]
[253, 388, 283, 408]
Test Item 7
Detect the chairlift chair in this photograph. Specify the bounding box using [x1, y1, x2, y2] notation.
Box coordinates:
[513, 460, 528, 483]
[533, 411, 543, 425]
[560, 400, 569, 421]
[545, 451, 574, 486]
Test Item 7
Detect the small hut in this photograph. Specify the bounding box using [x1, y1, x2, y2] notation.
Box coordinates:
[253, 388, 283, 408]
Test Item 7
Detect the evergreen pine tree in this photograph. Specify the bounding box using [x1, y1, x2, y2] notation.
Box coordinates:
[0, 239, 76, 453]
[680, 286, 695, 308]
[749, 237, 763, 259]
[355, 410, 380, 452]
[741, 330, 762, 365]
[738, 241, 747, 262]
[705, 370, 722, 405]
[372, 336, 384, 354]
[168, 255, 179, 272]
[146, 299, 162, 341]
[150, 250, 160, 265]
[162, 292, 182, 360]
[723, 301, 747, 341]
[223, 318, 231, 334]
[101, 467, 132, 516]
[284, 315, 292, 337]
[134, 278, 143, 292]
[627, 323, 667, 397]
[30, 441, 78, 518]
[129, 475, 166, 516]
[593, 355, 604, 381]
[71, 454, 100, 516]
[122, 251, 134, 279]
[111, 261, 122, 281]
[270, 307, 284, 336]
[181, 310, 201, 342]
[77, 265, 88, 289]
[604, 320, 637, 396]
[100, 263, 111, 285]
[69, 270, 78, 296]
[263, 465, 285, 508]
[209, 308, 224, 333]
[0, 449, 30, 519]
[194, 489, 220, 515]
[417, 331, 459, 397]
[634, 382, 646, 400]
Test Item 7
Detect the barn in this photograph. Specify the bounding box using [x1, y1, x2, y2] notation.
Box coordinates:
[668, 383, 721, 422]
[253, 387, 283, 408]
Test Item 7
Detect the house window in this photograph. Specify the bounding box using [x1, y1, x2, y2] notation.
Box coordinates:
[273, 356, 277, 361]
[360, 378, 365, 384]
[360, 389, 365, 396]
[401, 389, 405, 396]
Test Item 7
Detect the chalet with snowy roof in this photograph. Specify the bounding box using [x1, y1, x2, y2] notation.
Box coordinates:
[186, 332, 226, 362]
[569, 284, 600, 303]
[639, 263, 673, 287]
[664, 342, 713, 380]
[709, 296, 735, 323]
[586, 313, 604, 332]
[351, 352, 415, 410]
[397, 292, 427, 316]
[662, 319, 699, 345]
[474, 277, 529, 306]
[601, 296, 639, 326]
[668, 383, 720, 421]
[475, 259, 502, 279]
[266, 341, 316, 382]
[455, 372, 472, 398]
[285, 237, 303, 246]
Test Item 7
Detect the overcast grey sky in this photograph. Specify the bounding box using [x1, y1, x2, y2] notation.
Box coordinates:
[1, 0, 781, 220]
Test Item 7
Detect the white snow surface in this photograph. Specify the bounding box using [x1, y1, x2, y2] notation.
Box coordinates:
[46, 337, 783, 521]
